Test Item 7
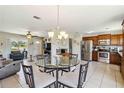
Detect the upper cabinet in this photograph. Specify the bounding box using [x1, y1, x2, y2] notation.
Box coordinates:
[82, 36, 98, 46]
[92, 36, 98, 46]
[82, 37, 93, 41]
[118, 34, 123, 46]
[98, 34, 111, 40]
[82, 34, 122, 46]
[111, 35, 118, 45]
[111, 34, 123, 46]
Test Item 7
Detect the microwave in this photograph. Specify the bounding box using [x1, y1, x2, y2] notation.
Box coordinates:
[98, 39, 110, 45]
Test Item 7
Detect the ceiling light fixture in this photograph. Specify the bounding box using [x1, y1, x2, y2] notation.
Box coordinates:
[48, 5, 68, 40]
[26, 31, 32, 39]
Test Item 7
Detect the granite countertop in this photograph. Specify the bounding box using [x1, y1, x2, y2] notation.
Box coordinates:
[109, 51, 122, 57]
[118, 52, 123, 57]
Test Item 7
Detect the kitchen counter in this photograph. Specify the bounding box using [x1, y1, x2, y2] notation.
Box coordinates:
[109, 51, 122, 58]
[110, 51, 123, 57]
[92, 50, 122, 65]
[118, 52, 123, 57]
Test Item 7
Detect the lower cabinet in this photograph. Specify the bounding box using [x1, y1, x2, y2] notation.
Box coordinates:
[92, 51, 98, 61]
[110, 52, 121, 65]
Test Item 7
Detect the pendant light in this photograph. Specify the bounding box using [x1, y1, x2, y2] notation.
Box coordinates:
[48, 5, 68, 40]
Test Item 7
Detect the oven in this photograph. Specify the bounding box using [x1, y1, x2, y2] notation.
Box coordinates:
[98, 52, 110, 63]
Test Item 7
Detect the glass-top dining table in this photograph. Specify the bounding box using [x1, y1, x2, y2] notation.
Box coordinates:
[35, 55, 79, 88]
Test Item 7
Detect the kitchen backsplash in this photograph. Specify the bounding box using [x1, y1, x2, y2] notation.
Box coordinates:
[93, 45, 122, 52]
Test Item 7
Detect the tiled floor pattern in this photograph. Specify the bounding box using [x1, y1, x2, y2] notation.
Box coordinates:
[0, 61, 124, 88]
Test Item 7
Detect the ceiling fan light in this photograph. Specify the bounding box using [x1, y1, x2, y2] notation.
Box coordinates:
[26, 31, 32, 39]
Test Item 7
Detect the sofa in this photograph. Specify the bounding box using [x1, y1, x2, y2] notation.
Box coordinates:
[10, 51, 24, 61]
[0, 60, 22, 80]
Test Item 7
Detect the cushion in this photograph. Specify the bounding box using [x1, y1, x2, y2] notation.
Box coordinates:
[32, 66, 56, 88]
[59, 71, 79, 88]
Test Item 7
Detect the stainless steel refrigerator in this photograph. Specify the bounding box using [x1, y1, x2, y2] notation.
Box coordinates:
[81, 40, 93, 61]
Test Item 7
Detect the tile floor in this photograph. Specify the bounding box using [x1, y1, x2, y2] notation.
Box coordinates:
[0, 61, 124, 88]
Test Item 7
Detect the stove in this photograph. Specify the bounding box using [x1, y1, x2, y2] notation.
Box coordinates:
[98, 51, 110, 63]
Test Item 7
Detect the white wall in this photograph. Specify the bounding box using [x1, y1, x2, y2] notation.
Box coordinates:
[0, 38, 11, 58]
[72, 36, 82, 60]
[0, 32, 27, 58]
[28, 37, 42, 57]
[0, 31, 42, 58]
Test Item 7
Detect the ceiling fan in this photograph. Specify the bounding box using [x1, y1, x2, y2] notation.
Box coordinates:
[25, 16, 42, 38]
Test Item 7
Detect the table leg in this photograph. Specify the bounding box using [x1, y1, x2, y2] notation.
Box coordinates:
[56, 68, 59, 88]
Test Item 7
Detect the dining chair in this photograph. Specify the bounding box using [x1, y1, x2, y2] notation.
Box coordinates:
[58, 61, 90, 88]
[22, 64, 56, 88]
[36, 54, 55, 77]
[70, 54, 78, 65]
[60, 54, 78, 75]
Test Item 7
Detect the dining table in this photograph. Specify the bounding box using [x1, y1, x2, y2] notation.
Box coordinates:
[35, 55, 79, 88]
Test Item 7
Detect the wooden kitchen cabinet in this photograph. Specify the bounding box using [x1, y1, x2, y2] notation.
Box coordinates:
[111, 35, 118, 45]
[82, 36, 98, 46]
[82, 36, 93, 41]
[118, 34, 123, 46]
[110, 52, 121, 65]
[111, 34, 123, 46]
[82, 34, 122, 46]
[92, 36, 98, 46]
[92, 51, 98, 61]
[98, 34, 111, 40]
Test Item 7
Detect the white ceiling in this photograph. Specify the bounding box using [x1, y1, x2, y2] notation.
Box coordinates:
[0, 5, 124, 37]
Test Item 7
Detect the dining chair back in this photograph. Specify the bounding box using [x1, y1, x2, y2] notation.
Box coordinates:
[36, 54, 44, 60]
[37, 54, 55, 76]
[44, 54, 50, 66]
[22, 64, 35, 88]
[69, 54, 78, 65]
[77, 61, 89, 88]
[36, 54, 50, 68]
